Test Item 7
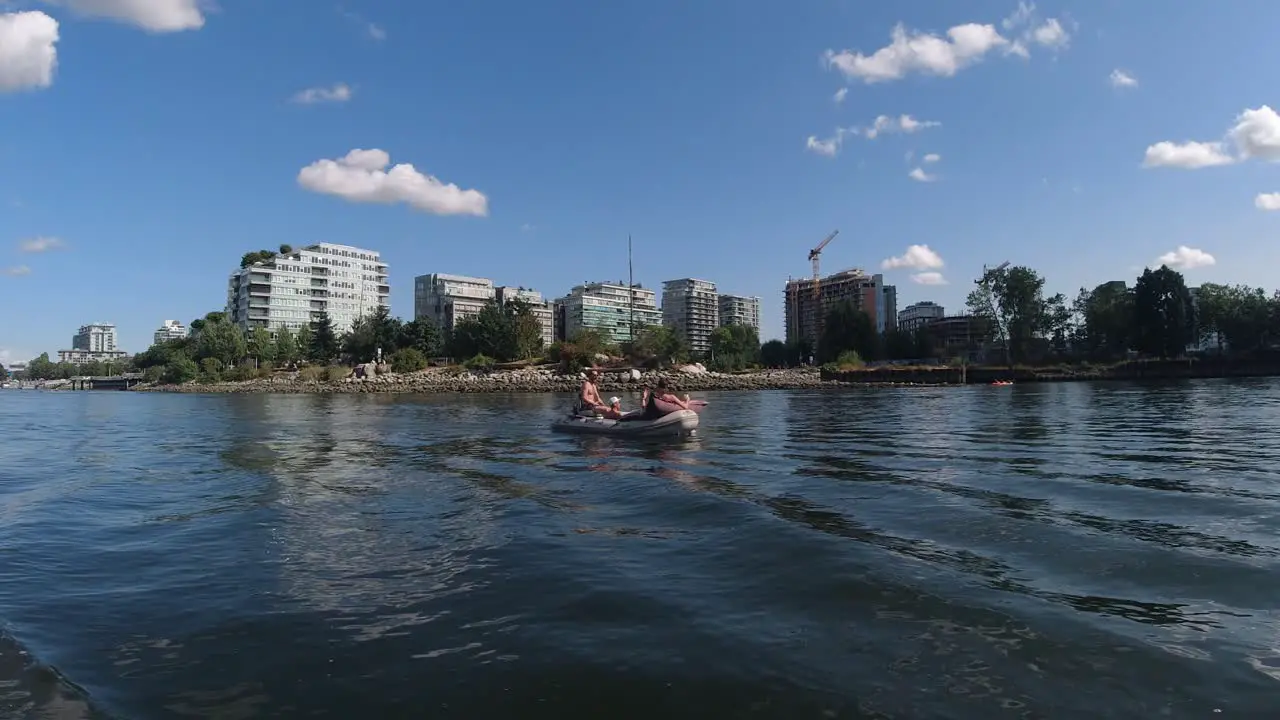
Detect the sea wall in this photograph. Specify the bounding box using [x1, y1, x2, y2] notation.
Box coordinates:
[135, 366, 831, 394]
[822, 358, 1280, 385]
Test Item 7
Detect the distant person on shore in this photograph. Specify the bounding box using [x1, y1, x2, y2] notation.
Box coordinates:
[576, 368, 624, 418]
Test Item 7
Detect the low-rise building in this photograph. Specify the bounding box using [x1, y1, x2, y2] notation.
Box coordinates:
[153, 319, 188, 345]
[561, 281, 662, 344]
[898, 301, 946, 334]
[414, 273, 495, 330]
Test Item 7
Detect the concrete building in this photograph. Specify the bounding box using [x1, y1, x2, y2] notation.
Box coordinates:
[662, 278, 719, 356]
[153, 319, 188, 345]
[898, 301, 946, 334]
[495, 285, 555, 348]
[227, 243, 389, 335]
[784, 269, 893, 346]
[57, 323, 127, 364]
[413, 273, 494, 330]
[717, 293, 761, 331]
[561, 281, 662, 345]
[924, 315, 992, 362]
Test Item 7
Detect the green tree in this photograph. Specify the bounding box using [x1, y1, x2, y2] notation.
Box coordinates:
[1075, 281, 1134, 361]
[817, 300, 880, 363]
[294, 324, 313, 362]
[26, 352, 56, 380]
[341, 314, 379, 364]
[309, 310, 339, 363]
[249, 326, 276, 365]
[0, 365, 9, 381]
[709, 324, 761, 370]
[240, 249, 278, 268]
[389, 347, 428, 373]
[163, 356, 199, 384]
[195, 317, 247, 367]
[1196, 283, 1276, 354]
[967, 265, 1060, 364]
[398, 319, 442, 357]
[1132, 265, 1195, 358]
[274, 327, 298, 365]
[760, 339, 788, 367]
[630, 325, 687, 367]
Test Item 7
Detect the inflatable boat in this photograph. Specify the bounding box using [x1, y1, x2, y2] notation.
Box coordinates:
[551, 408, 700, 437]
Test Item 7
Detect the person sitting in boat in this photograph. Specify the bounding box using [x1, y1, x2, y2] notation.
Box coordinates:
[575, 368, 625, 418]
[637, 378, 691, 419]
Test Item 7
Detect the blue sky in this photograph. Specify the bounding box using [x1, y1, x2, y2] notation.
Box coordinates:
[2, 0, 1280, 363]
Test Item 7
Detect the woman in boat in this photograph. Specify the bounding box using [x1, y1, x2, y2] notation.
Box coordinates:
[639, 378, 691, 418]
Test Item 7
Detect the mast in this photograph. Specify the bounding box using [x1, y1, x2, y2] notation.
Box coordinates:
[628, 234, 635, 341]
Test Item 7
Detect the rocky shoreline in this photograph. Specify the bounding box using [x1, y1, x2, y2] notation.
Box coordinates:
[134, 366, 833, 394]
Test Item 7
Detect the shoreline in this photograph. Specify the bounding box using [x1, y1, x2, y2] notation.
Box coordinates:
[102, 358, 1280, 395]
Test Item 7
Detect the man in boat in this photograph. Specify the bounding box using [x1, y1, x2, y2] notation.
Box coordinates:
[575, 368, 625, 419]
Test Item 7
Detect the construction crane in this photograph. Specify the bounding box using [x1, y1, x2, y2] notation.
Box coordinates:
[807, 230, 839, 347]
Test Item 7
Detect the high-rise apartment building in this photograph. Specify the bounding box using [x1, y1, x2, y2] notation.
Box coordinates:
[413, 273, 494, 330]
[897, 301, 945, 334]
[561, 281, 661, 345]
[227, 243, 389, 335]
[717, 293, 761, 331]
[784, 269, 892, 346]
[58, 322, 128, 364]
[153, 319, 188, 346]
[881, 284, 898, 333]
[662, 278, 719, 356]
[495, 285, 555, 348]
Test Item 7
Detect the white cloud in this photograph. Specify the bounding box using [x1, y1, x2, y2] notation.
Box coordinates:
[0, 11, 58, 92]
[908, 167, 937, 182]
[1031, 18, 1068, 48]
[520, 222, 533, 232]
[922, 153, 941, 163]
[1002, 2, 1071, 57]
[1144, 106, 1280, 169]
[19, 236, 63, 253]
[851, 114, 940, 139]
[805, 134, 842, 157]
[832, 87, 847, 104]
[0, 347, 25, 367]
[1227, 105, 1280, 162]
[366, 22, 386, 40]
[2, 265, 31, 276]
[292, 83, 352, 104]
[911, 272, 947, 285]
[41, 0, 204, 32]
[1109, 69, 1137, 88]
[1255, 192, 1280, 211]
[1155, 245, 1215, 270]
[825, 22, 1008, 83]
[882, 244, 944, 270]
[297, 149, 489, 217]
[1142, 141, 1235, 169]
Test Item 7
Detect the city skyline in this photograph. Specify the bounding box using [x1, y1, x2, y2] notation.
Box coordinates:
[3, 1, 1277, 364]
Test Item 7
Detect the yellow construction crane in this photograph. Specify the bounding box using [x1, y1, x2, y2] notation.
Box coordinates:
[808, 230, 839, 341]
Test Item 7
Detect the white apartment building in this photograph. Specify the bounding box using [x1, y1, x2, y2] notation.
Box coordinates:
[57, 323, 127, 364]
[717, 293, 761, 331]
[227, 243, 389, 335]
[662, 278, 719, 356]
[561, 281, 662, 345]
[495, 286, 555, 348]
[153, 319, 188, 345]
[414, 273, 495, 329]
[897, 301, 946, 334]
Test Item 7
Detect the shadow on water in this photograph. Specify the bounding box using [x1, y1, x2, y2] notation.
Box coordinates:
[0, 632, 106, 719]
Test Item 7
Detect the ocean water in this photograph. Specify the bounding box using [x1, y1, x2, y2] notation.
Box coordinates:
[1, 380, 1279, 718]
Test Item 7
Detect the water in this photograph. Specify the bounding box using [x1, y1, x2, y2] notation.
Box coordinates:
[1, 381, 1279, 719]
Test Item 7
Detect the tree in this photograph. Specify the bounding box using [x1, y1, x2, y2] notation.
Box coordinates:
[274, 327, 299, 365]
[760, 339, 788, 368]
[1132, 265, 1195, 358]
[967, 265, 1058, 364]
[295, 324, 314, 361]
[1196, 283, 1276, 354]
[398, 319, 442, 357]
[1075, 281, 1134, 361]
[249, 326, 276, 365]
[240, 249, 278, 268]
[26, 352, 56, 380]
[446, 299, 544, 362]
[630, 325, 687, 367]
[882, 329, 918, 361]
[195, 316, 247, 367]
[309, 311, 339, 363]
[0, 365, 9, 381]
[709, 324, 760, 370]
[389, 347, 428, 373]
[817, 300, 880, 364]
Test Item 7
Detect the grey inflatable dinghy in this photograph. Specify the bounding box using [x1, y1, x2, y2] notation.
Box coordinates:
[551, 408, 700, 437]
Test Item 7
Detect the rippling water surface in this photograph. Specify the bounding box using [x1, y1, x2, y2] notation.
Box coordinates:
[2, 381, 1280, 718]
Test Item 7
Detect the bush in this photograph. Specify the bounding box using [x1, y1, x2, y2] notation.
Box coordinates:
[199, 357, 225, 382]
[162, 356, 199, 384]
[389, 347, 428, 374]
[224, 366, 256, 382]
[326, 366, 349, 382]
[255, 362, 275, 379]
[836, 350, 864, 369]
[548, 341, 591, 374]
[463, 354, 496, 372]
[142, 365, 164, 383]
[298, 366, 326, 382]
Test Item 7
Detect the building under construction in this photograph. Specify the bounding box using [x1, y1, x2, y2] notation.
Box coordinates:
[784, 269, 895, 347]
